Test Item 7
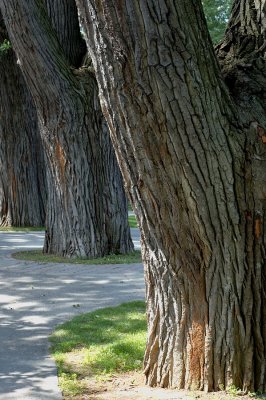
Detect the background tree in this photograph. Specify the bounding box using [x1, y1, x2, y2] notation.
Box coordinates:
[0, 0, 133, 256]
[76, 0, 266, 392]
[0, 14, 46, 227]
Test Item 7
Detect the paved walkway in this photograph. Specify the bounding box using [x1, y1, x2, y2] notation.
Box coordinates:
[0, 229, 144, 399]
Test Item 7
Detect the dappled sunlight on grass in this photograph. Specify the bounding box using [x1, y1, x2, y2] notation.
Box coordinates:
[128, 215, 138, 228]
[0, 227, 44, 232]
[49, 301, 146, 396]
[13, 250, 142, 265]
[83, 333, 144, 374]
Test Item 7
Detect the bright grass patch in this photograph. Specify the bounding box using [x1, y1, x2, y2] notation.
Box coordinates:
[49, 301, 146, 397]
[12, 250, 142, 264]
[128, 215, 138, 228]
[0, 226, 44, 232]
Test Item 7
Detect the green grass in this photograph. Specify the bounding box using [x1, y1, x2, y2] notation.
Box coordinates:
[128, 203, 133, 211]
[12, 249, 142, 264]
[224, 385, 264, 398]
[128, 215, 138, 228]
[49, 301, 146, 397]
[0, 226, 45, 232]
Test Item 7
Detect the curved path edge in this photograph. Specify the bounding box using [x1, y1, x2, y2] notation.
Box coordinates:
[0, 229, 144, 399]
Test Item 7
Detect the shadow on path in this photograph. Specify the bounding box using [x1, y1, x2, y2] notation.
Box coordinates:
[0, 230, 144, 399]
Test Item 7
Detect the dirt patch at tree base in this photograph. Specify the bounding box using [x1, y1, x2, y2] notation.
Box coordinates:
[69, 371, 264, 400]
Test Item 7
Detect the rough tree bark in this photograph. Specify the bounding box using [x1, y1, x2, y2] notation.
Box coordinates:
[0, 14, 46, 227]
[0, 0, 133, 256]
[76, 0, 266, 392]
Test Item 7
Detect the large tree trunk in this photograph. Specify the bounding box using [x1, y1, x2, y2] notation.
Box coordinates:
[0, 0, 133, 256]
[77, 0, 266, 392]
[42, 76, 132, 256]
[0, 15, 46, 227]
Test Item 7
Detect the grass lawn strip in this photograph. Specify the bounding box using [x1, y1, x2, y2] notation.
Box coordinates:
[0, 226, 45, 232]
[128, 215, 138, 228]
[49, 301, 146, 398]
[12, 250, 142, 264]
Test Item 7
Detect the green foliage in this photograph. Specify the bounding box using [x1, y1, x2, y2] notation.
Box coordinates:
[13, 249, 142, 264]
[49, 301, 146, 396]
[0, 39, 11, 55]
[202, 0, 233, 43]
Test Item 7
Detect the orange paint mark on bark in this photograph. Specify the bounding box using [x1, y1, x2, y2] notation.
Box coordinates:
[255, 217, 262, 239]
[256, 125, 266, 143]
[55, 142, 66, 179]
[189, 321, 205, 388]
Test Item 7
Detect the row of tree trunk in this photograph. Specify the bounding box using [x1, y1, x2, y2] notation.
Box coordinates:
[0, 1, 133, 257]
[0, 15, 46, 227]
[1, 0, 265, 394]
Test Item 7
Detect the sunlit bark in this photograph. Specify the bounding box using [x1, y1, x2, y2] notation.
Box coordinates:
[77, 0, 266, 391]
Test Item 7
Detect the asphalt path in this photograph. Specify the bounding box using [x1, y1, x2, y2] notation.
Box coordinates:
[0, 228, 144, 399]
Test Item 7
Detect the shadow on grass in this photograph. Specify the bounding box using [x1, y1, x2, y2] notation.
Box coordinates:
[49, 301, 146, 396]
[50, 301, 146, 353]
[12, 250, 142, 265]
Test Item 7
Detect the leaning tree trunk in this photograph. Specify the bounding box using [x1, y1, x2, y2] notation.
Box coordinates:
[77, 0, 266, 392]
[0, 14, 46, 227]
[44, 0, 133, 256]
[0, 0, 133, 256]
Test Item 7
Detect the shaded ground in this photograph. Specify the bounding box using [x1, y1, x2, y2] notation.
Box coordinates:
[0, 230, 144, 399]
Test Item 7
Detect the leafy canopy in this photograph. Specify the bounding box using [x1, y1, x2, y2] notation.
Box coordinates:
[202, 0, 233, 43]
